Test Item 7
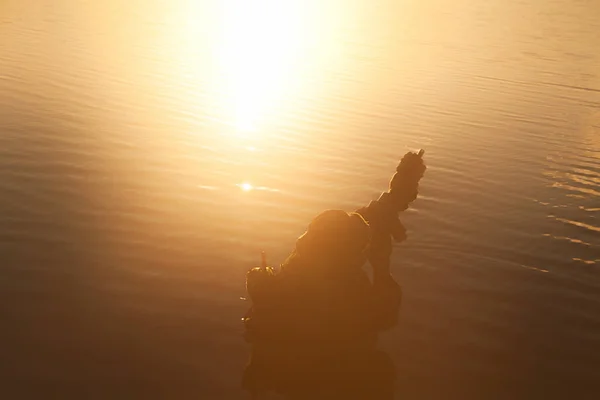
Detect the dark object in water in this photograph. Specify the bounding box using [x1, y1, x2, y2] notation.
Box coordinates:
[242, 150, 426, 399]
[357, 149, 426, 243]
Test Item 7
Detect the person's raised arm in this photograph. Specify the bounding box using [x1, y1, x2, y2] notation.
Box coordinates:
[355, 150, 426, 330]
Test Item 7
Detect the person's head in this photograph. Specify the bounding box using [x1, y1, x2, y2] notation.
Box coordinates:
[294, 209, 370, 271]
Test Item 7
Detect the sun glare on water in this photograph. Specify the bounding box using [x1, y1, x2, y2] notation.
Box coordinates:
[172, 0, 340, 138]
[173, 0, 343, 138]
[240, 182, 254, 191]
[169, 0, 341, 192]
[215, 0, 312, 134]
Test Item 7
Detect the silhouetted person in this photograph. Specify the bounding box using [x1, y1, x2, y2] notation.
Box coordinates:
[242, 151, 426, 399]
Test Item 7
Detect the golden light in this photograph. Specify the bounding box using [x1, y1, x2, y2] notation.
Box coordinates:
[172, 0, 344, 138]
[240, 182, 254, 191]
[209, 0, 339, 135]
[215, 0, 308, 133]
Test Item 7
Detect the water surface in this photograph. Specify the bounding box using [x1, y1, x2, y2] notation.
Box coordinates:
[1, 0, 599, 398]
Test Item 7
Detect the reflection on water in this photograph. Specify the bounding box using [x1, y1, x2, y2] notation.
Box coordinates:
[212, 0, 328, 132]
[1, 0, 599, 398]
[173, 0, 343, 137]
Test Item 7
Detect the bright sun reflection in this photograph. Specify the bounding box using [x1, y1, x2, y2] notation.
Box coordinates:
[212, 0, 332, 134]
[175, 0, 342, 137]
[216, 0, 308, 133]
[240, 182, 254, 191]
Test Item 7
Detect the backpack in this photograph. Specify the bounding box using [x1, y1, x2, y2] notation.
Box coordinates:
[242, 264, 276, 343]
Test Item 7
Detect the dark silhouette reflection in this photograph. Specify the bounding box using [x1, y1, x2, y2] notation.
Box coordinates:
[242, 151, 426, 399]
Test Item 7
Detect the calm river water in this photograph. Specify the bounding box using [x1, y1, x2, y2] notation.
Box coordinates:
[1, 0, 599, 398]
